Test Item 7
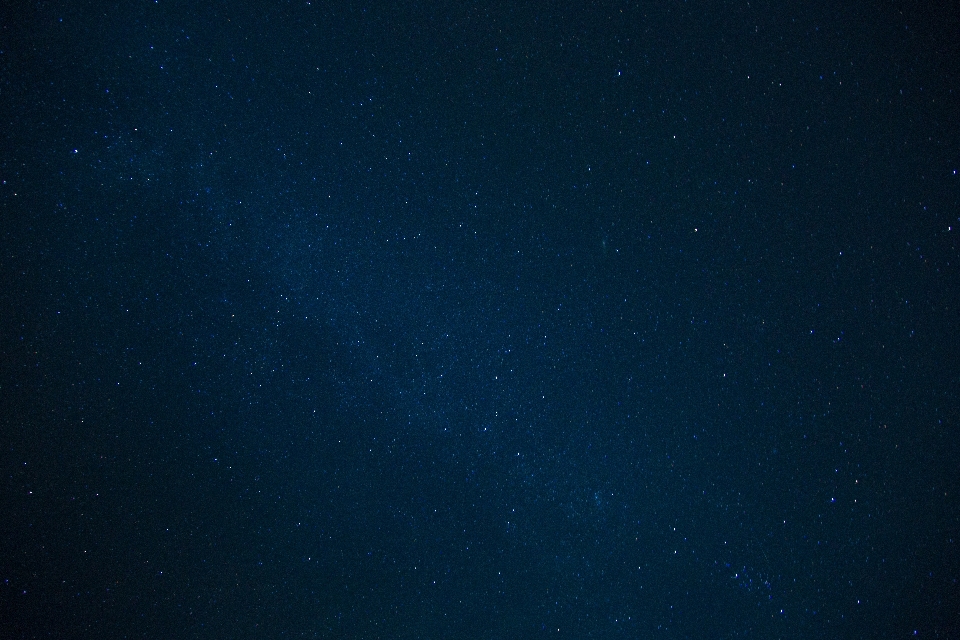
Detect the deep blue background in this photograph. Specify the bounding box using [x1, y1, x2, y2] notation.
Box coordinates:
[2, 0, 959, 637]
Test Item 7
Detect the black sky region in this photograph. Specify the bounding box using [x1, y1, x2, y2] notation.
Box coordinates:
[2, 0, 959, 638]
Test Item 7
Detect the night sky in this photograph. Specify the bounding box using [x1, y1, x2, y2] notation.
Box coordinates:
[3, 1, 959, 637]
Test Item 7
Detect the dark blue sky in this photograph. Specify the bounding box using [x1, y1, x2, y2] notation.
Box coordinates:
[3, 1, 959, 637]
